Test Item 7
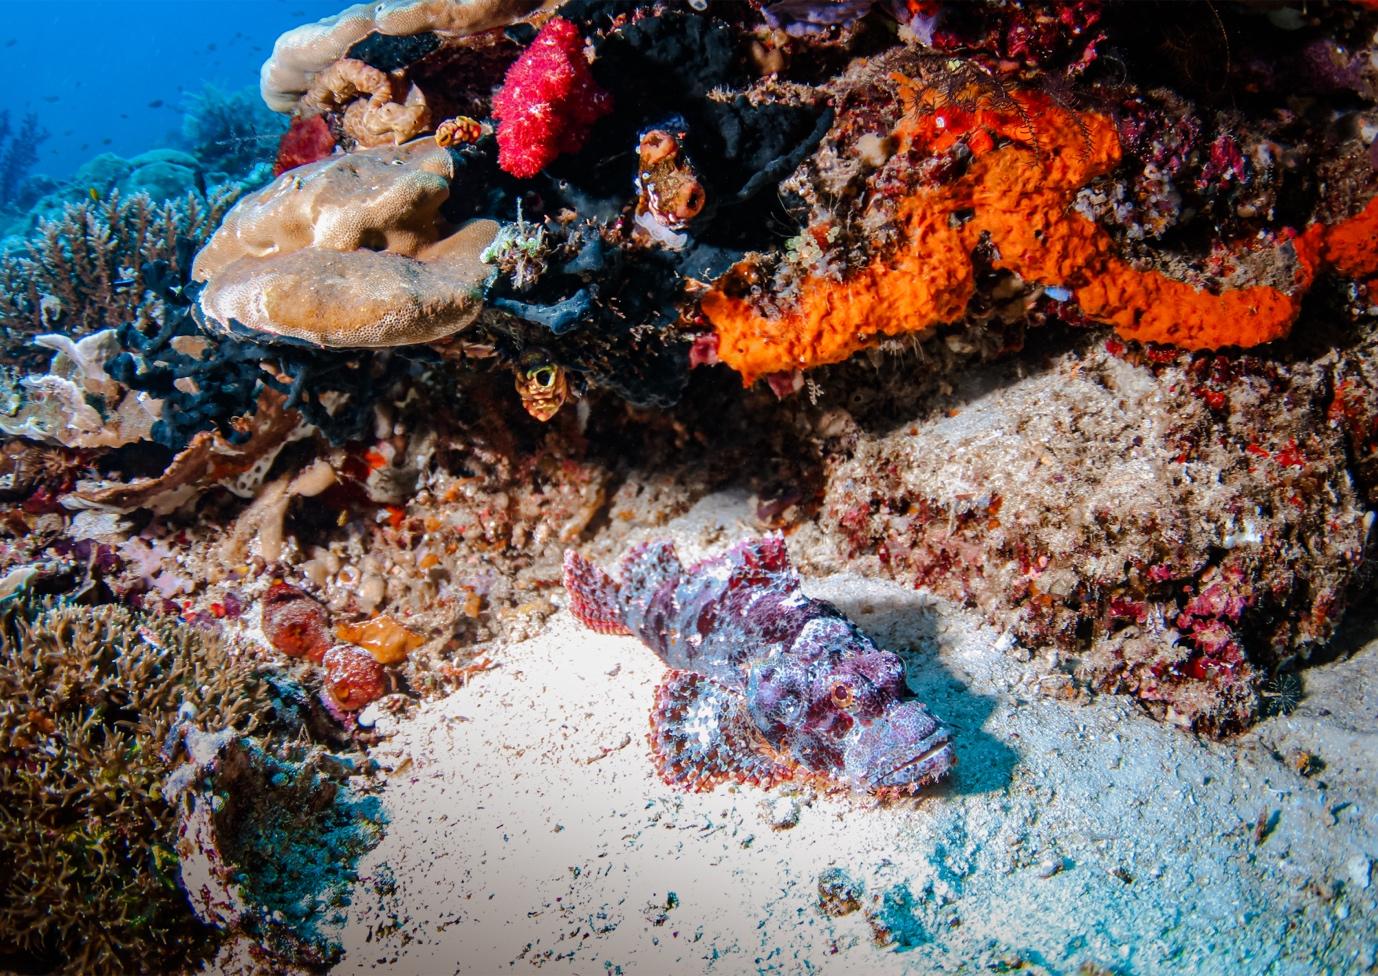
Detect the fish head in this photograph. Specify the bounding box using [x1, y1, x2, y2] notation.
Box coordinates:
[839, 697, 954, 794]
[746, 617, 954, 793]
[513, 351, 570, 422]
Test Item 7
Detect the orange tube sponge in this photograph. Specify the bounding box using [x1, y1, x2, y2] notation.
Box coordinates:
[701, 86, 1377, 383]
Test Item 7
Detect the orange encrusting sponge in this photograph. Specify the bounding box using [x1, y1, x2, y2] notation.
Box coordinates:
[701, 88, 1378, 384]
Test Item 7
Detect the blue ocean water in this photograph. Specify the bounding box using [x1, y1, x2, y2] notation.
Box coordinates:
[3, 0, 342, 181]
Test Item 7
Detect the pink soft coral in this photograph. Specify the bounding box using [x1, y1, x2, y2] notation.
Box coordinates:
[491, 17, 612, 179]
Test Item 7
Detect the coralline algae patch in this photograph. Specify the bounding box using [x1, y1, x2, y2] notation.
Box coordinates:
[811, 334, 1372, 735]
[702, 85, 1378, 383]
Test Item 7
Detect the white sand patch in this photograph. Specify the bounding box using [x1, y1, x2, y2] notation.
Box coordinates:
[336, 497, 1378, 976]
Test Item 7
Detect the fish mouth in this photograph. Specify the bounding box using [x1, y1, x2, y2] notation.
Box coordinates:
[873, 732, 955, 790]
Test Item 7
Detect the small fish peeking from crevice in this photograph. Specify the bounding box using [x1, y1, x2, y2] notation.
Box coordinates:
[513, 350, 571, 422]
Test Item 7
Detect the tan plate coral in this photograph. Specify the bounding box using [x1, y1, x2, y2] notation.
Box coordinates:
[192, 140, 498, 347]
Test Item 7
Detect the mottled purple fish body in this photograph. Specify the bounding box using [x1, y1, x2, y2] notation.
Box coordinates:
[563, 535, 954, 795]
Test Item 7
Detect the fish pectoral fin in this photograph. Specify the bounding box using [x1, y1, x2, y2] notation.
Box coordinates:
[648, 670, 794, 792]
[617, 539, 683, 600]
[563, 549, 630, 635]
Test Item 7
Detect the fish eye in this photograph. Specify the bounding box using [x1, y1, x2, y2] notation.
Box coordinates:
[775, 694, 803, 722]
[829, 679, 856, 710]
[528, 365, 557, 388]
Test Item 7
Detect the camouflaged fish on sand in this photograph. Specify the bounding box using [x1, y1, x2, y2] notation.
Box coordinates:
[563, 536, 955, 795]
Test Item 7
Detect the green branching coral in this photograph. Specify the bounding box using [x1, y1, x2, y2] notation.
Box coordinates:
[0, 603, 268, 975]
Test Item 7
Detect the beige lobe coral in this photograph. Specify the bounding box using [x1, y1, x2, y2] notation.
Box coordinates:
[260, 0, 555, 114]
[343, 79, 432, 147]
[303, 58, 432, 147]
[192, 139, 497, 347]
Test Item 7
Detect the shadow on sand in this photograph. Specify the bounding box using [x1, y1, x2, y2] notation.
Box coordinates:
[823, 585, 1020, 798]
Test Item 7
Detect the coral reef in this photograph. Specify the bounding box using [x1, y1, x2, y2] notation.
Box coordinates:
[259, 0, 551, 113]
[0, 110, 48, 210]
[0, 329, 160, 449]
[164, 728, 384, 964]
[179, 85, 287, 181]
[565, 536, 954, 794]
[805, 331, 1373, 734]
[0, 26, 1373, 969]
[701, 61, 1378, 383]
[0, 188, 243, 363]
[0, 602, 268, 974]
[0, 19, 1373, 970]
[302, 57, 432, 148]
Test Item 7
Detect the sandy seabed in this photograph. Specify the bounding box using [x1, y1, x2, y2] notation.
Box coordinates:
[330, 494, 1378, 976]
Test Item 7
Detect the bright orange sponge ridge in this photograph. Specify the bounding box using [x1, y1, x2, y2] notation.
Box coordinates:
[700, 89, 1378, 384]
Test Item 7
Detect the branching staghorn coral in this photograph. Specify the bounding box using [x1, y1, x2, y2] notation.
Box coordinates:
[0, 188, 245, 362]
[0, 602, 271, 975]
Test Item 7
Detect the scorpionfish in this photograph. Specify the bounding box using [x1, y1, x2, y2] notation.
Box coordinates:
[563, 536, 955, 795]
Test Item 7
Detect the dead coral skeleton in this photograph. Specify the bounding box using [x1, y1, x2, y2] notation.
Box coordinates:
[67, 389, 309, 515]
[222, 457, 338, 565]
[0, 329, 162, 448]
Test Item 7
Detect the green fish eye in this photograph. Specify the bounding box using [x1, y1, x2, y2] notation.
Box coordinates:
[528, 365, 557, 388]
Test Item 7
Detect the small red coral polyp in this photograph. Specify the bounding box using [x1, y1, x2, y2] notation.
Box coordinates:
[322, 644, 387, 711]
[492, 17, 612, 179]
[261, 582, 332, 663]
[274, 115, 335, 176]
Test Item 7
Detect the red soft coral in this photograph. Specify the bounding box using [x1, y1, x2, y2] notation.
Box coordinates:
[491, 17, 612, 179]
